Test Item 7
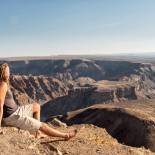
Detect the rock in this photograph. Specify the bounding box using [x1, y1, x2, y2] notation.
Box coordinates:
[10, 75, 69, 105]
[41, 80, 138, 118]
[48, 118, 67, 128]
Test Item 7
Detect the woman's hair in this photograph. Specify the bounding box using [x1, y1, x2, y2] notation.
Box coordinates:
[0, 63, 9, 84]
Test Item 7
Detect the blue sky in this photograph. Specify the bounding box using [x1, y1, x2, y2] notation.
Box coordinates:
[0, 0, 155, 57]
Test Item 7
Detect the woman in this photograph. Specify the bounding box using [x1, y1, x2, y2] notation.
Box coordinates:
[0, 63, 77, 140]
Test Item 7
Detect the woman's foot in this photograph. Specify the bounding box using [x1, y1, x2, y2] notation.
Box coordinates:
[64, 128, 77, 141]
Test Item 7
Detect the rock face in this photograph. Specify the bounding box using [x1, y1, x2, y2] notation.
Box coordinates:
[41, 80, 137, 120]
[4, 59, 145, 80]
[10, 75, 69, 105]
[120, 63, 155, 99]
[60, 104, 155, 152]
[5, 59, 155, 97]
[2, 59, 155, 120]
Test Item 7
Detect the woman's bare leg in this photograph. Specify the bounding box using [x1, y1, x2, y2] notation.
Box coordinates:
[39, 122, 77, 140]
[32, 103, 40, 121]
[32, 103, 45, 137]
[32, 103, 77, 139]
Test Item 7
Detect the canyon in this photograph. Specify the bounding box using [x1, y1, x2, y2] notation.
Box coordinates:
[1, 57, 155, 154]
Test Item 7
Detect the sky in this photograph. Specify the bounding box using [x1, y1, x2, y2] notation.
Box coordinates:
[0, 0, 155, 57]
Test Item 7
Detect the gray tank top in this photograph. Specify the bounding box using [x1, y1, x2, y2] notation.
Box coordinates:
[3, 88, 19, 118]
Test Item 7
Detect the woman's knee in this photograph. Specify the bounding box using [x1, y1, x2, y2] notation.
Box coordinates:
[39, 122, 48, 131]
[33, 102, 40, 112]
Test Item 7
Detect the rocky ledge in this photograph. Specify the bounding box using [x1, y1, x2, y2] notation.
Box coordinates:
[0, 124, 153, 155]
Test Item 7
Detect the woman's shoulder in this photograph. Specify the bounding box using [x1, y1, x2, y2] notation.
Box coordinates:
[0, 81, 8, 89]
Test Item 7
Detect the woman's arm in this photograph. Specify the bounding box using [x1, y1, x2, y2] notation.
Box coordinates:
[0, 82, 7, 127]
